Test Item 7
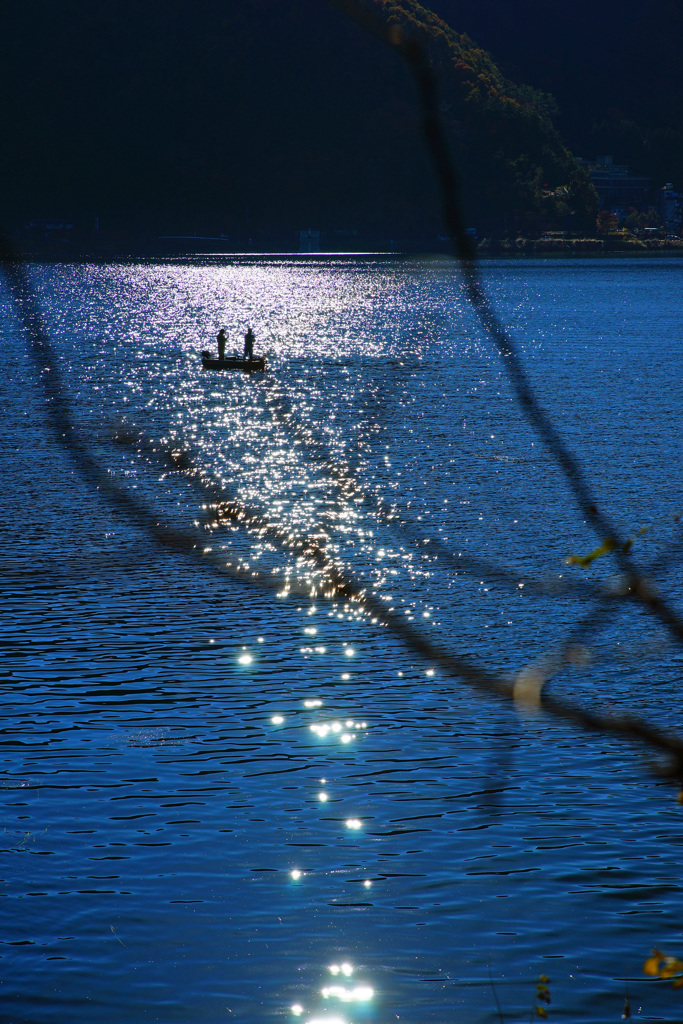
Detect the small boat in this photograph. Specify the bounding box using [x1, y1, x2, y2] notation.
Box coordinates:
[201, 350, 267, 373]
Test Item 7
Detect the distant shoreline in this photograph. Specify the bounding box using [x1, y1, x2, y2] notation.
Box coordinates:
[10, 237, 683, 262]
[477, 237, 683, 257]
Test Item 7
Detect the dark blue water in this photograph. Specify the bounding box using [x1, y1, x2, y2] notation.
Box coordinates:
[1, 256, 682, 1023]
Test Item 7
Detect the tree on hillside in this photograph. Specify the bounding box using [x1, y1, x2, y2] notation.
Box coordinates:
[596, 210, 619, 234]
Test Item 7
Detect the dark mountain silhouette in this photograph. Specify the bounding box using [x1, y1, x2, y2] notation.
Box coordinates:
[4, 0, 678, 248]
[428, 0, 683, 190]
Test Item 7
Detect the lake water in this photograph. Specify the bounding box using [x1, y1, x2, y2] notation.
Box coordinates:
[1, 255, 683, 1024]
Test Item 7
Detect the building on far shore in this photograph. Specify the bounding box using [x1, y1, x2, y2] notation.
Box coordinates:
[299, 229, 321, 253]
[576, 156, 651, 220]
[23, 218, 74, 244]
[657, 183, 683, 234]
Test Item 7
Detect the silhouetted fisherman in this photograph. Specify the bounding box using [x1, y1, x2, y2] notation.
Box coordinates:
[244, 327, 255, 361]
[217, 328, 226, 361]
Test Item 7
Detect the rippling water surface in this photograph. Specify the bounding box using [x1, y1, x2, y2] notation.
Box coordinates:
[2, 255, 683, 1023]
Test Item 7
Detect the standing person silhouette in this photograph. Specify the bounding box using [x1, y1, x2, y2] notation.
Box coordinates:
[217, 328, 226, 361]
[244, 327, 255, 361]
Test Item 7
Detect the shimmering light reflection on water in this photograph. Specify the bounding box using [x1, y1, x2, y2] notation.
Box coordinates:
[2, 256, 683, 1023]
[290, 962, 375, 1024]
